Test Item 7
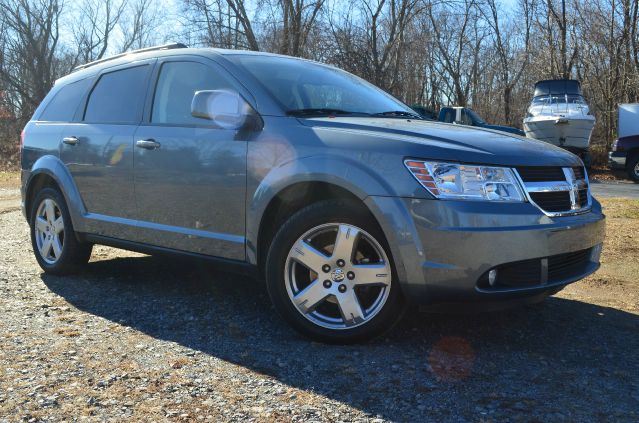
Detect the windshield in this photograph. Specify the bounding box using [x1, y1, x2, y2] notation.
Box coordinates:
[532, 94, 587, 105]
[229, 55, 416, 117]
[466, 109, 485, 124]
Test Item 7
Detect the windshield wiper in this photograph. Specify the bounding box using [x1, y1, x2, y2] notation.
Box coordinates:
[286, 108, 369, 117]
[373, 110, 423, 119]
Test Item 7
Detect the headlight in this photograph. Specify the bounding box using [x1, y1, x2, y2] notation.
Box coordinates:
[404, 160, 525, 202]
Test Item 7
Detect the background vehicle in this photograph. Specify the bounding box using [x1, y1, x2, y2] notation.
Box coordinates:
[523, 80, 595, 167]
[437, 106, 525, 136]
[410, 104, 436, 120]
[20, 44, 605, 343]
[609, 103, 639, 182]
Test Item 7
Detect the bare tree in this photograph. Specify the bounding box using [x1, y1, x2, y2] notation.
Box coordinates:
[255, 0, 326, 56]
[72, 0, 126, 66]
[182, 0, 260, 49]
[481, 0, 535, 124]
[0, 0, 66, 118]
[427, 0, 485, 106]
[327, 0, 422, 96]
[119, 0, 166, 51]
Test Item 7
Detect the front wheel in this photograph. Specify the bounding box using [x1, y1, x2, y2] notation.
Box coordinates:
[30, 187, 92, 275]
[265, 200, 405, 343]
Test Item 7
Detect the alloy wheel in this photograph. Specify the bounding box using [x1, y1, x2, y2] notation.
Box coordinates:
[284, 223, 392, 330]
[33, 198, 65, 264]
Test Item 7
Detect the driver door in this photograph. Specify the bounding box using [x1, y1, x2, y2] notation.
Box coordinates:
[131, 57, 248, 260]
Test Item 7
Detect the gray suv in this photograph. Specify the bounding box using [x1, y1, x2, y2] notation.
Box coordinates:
[21, 44, 605, 343]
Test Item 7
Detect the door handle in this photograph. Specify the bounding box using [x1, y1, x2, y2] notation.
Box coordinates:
[62, 136, 79, 145]
[136, 139, 161, 150]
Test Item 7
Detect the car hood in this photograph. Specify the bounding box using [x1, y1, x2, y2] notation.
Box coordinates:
[481, 124, 526, 136]
[300, 117, 582, 167]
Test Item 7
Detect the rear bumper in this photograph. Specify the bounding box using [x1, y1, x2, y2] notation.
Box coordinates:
[608, 151, 627, 169]
[366, 196, 605, 306]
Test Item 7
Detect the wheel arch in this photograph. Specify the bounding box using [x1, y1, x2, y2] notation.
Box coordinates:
[25, 155, 86, 229]
[626, 147, 639, 164]
[254, 181, 367, 272]
[249, 181, 409, 289]
[247, 152, 409, 272]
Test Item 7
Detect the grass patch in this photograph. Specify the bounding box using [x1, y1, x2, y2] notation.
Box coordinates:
[0, 170, 20, 188]
[600, 198, 639, 219]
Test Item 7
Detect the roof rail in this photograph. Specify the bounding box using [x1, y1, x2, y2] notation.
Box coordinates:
[74, 42, 188, 71]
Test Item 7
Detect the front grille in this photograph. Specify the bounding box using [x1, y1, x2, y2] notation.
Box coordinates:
[577, 188, 588, 207]
[517, 166, 566, 182]
[515, 166, 590, 215]
[529, 191, 572, 212]
[548, 249, 592, 281]
[477, 247, 594, 290]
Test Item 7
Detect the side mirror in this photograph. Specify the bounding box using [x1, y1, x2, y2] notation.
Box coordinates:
[191, 89, 262, 130]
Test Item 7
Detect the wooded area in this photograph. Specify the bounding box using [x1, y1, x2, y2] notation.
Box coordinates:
[1, 0, 638, 167]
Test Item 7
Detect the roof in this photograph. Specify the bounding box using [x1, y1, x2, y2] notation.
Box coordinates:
[56, 44, 305, 86]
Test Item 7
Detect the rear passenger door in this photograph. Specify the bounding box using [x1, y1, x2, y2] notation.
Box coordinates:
[131, 57, 248, 260]
[61, 61, 154, 237]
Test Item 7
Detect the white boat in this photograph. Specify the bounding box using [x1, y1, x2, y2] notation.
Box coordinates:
[523, 80, 595, 160]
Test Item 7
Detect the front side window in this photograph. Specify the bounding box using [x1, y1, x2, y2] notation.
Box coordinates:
[84, 65, 149, 123]
[151, 61, 233, 125]
[40, 78, 92, 122]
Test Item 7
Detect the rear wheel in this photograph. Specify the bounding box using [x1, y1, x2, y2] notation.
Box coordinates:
[628, 154, 639, 183]
[30, 188, 92, 275]
[265, 199, 405, 343]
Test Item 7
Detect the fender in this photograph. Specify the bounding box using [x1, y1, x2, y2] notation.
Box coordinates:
[25, 155, 87, 231]
[245, 153, 410, 283]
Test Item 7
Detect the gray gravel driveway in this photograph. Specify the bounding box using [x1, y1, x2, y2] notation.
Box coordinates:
[1, 201, 638, 421]
[590, 179, 639, 199]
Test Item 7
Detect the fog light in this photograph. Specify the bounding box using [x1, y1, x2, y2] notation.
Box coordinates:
[488, 269, 498, 286]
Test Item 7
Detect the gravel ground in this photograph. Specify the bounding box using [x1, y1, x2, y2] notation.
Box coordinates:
[1, 189, 638, 422]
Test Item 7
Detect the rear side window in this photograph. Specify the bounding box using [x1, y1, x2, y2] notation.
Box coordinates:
[39, 78, 91, 122]
[151, 61, 234, 125]
[84, 65, 149, 123]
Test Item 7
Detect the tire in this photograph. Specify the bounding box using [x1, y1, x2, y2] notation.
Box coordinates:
[582, 152, 592, 169]
[265, 199, 405, 343]
[29, 187, 92, 275]
[627, 154, 639, 183]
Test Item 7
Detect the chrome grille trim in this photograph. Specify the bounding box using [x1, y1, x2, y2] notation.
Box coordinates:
[514, 166, 592, 217]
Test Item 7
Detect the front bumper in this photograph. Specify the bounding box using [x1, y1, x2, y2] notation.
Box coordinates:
[366, 196, 605, 306]
[608, 151, 627, 169]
